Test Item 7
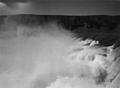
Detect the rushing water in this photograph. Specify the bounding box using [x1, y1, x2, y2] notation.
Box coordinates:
[0, 22, 120, 88]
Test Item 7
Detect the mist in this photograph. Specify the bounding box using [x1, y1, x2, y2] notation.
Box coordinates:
[0, 16, 120, 88]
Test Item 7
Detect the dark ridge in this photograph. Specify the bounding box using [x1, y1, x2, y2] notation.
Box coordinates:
[0, 16, 7, 25]
[0, 14, 120, 28]
[0, 14, 120, 46]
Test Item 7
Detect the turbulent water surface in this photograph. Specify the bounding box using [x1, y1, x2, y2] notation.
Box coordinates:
[0, 17, 120, 88]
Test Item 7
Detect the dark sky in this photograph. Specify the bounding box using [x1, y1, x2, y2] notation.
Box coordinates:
[0, 1, 120, 15]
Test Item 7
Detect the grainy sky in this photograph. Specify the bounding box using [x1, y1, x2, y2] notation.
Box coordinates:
[0, 1, 120, 15]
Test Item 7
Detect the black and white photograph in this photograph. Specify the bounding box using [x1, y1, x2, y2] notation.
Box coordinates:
[0, 0, 120, 88]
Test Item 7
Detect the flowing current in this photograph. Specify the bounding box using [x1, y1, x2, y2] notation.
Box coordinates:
[0, 22, 120, 88]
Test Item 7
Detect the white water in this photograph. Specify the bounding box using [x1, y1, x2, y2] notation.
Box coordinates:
[0, 23, 120, 88]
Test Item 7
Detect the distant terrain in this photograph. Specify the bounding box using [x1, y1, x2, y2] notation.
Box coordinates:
[0, 15, 120, 46]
